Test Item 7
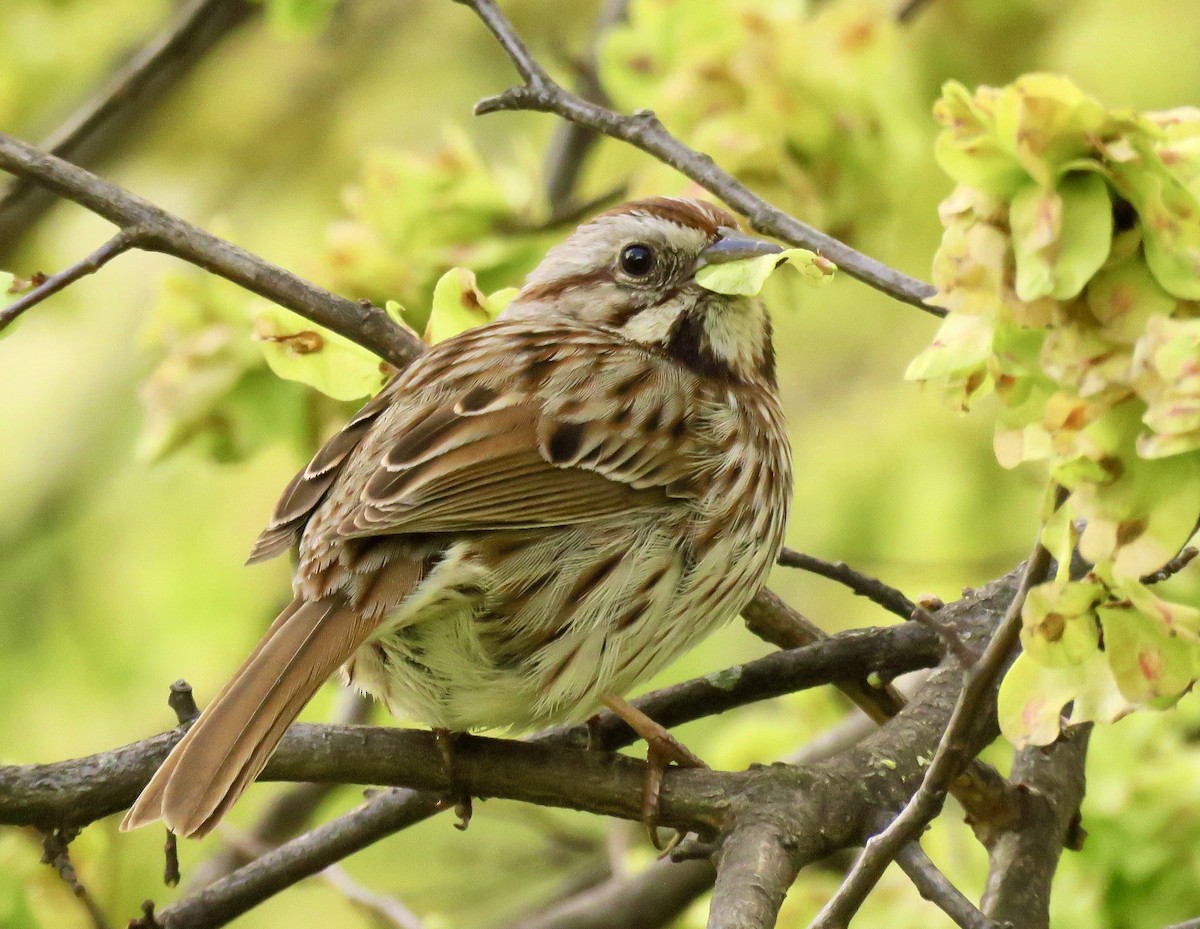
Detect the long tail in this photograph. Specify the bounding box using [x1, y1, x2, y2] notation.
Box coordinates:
[122, 597, 380, 838]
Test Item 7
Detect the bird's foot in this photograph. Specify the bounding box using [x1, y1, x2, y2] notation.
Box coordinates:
[600, 694, 707, 853]
[434, 728, 473, 831]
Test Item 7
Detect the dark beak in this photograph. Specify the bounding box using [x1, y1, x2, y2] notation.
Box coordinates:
[695, 226, 784, 269]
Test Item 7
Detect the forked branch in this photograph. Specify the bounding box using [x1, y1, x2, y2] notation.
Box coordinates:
[0, 132, 421, 368]
[453, 0, 942, 314]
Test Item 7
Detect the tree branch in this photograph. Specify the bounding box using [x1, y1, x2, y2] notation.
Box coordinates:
[707, 823, 797, 929]
[808, 500, 1060, 929]
[777, 548, 917, 620]
[981, 725, 1091, 929]
[188, 688, 374, 889]
[0, 0, 256, 255]
[0, 613, 942, 831]
[0, 227, 141, 331]
[492, 856, 714, 929]
[541, 0, 628, 214]
[0, 132, 423, 369]
[122, 572, 1020, 929]
[896, 843, 1002, 929]
[452, 0, 942, 314]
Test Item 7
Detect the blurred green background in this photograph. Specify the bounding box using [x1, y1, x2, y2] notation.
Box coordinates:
[1, 0, 1198, 927]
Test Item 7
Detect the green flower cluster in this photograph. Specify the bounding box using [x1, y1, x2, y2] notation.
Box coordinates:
[137, 132, 548, 460]
[598, 0, 923, 233]
[321, 131, 552, 333]
[906, 75, 1200, 746]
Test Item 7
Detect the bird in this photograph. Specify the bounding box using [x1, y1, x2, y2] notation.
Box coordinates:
[122, 196, 793, 840]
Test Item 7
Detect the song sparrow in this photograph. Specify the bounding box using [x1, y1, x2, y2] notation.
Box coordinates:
[123, 197, 793, 839]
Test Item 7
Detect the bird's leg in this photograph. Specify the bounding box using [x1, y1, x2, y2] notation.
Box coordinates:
[601, 694, 707, 851]
[434, 728, 473, 831]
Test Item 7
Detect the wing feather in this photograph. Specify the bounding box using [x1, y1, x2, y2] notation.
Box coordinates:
[332, 335, 705, 541]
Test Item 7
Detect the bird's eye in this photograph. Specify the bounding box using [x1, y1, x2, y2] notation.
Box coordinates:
[619, 243, 655, 277]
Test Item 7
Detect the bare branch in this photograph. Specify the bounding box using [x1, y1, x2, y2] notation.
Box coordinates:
[981, 725, 1091, 929]
[0, 0, 256, 254]
[159, 788, 443, 929]
[0, 612, 942, 831]
[320, 865, 425, 929]
[40, 828, 115, 929]
[0, 228, 140, 332]
[896, 843, 1002, 929]
[777, 548, 916, 620]
[0, 132, 423, 369]
[909, 604, 974, 667]
[1142, 546, 1198, 585]
[707, 823, 797, 929]
[808, 494, 1061, 929]
[743, 588, 1016, 838]
[452, 0, 941, 313]
[138, 572, 1023, 929]
[742, 587, 908, 724]
[542, 0, 629, 214]
[491, 857, 714, 929]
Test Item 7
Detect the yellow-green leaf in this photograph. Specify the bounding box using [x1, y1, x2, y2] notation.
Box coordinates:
[254, 305, 388, 402]
[694, 247, 835, 296]
[425, 268, 513, 344]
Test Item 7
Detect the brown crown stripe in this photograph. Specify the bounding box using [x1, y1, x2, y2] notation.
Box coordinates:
[599, 196, 735, 237]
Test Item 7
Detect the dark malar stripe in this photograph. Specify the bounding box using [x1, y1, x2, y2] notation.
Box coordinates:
[664, 307, 737, 381]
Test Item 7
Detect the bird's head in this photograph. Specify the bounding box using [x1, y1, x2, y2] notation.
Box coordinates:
[505, 197, 782, 386]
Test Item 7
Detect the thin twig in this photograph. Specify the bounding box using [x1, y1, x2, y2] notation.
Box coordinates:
[0, 0, 256, 254]
[0, 228, 141, 332]
[40, 829, 115, 929]
[542, 0, 628, 213]
[896, 843, 1002, 929]
[896, 0, 939, 23]
[321, 865, 425, 929]
[909, 605, 974, 667]
[0, 131, 423, 369]
[778, 548, 916, 620]
[490, 856, 712, 929]
[453, 0, 941, 313]
[1142, 546, 1198, 585]
[808, 491, 1063, 929]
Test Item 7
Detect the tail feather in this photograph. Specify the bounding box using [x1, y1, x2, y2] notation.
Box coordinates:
[122, 597, 383, 838]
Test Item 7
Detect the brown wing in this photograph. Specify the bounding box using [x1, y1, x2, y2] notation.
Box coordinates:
[246, 379, 401, 564]
[335, 329, 704, 540]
